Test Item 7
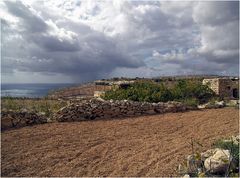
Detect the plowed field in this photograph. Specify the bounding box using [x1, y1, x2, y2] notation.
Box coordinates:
[1, 108, 239, 176]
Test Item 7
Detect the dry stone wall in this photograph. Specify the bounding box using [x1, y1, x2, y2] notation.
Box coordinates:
[54, 98, 188, 122]
[1, 111, 48, 130]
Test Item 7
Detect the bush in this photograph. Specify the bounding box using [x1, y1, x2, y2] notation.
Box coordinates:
[104, 81, 175, 103]
[172, 80, 215, 103]
[103, 80, 215, 104]
[180, 98, 199, 107]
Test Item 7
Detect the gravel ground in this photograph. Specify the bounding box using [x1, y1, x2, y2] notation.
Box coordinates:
[1, 108, 239, 177]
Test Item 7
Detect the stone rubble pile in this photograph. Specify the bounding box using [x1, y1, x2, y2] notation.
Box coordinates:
[54, 98, 187, 122]
[198, 100, 226, 109]
[181, 135, 239, 177]
[1, 110, 48, 130]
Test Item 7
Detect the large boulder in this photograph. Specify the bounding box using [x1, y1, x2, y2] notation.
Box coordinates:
[182, 136, 239, 176]
[204, 148, 231, 174]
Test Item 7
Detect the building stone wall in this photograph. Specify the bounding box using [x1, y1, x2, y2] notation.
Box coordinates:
[94, 91, 106, 97]
[203, 78, 220, 95]
[203, 78, 239, 98]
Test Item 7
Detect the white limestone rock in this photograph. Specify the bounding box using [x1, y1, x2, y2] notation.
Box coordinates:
[204, 148, 231, 174]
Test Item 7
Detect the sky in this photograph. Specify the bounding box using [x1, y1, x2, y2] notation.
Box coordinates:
[1, 0, 239, 83]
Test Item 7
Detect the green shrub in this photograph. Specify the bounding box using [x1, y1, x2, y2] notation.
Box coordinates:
[172, 80, 215, 103]
[103, 80, 215, 104]
[180, 98, 199, 107]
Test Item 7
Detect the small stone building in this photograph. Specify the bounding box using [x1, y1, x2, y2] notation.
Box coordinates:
[94, 91, 106, 97]
[203, 78, 239, 99]
[93, 80, 135, 98]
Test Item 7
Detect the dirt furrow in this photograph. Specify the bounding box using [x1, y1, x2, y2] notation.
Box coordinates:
[1, 108, 239, 177]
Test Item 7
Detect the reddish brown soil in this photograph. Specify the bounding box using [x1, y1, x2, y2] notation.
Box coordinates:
[1, 108, 239, 177]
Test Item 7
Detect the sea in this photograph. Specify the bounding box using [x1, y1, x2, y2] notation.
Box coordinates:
[1, 83, 77, 98]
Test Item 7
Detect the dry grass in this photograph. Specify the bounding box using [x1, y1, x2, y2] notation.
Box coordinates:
[1, 108, 239, 177]
[1, 98, 67, 116]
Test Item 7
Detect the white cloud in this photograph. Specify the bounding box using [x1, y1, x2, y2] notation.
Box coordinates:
[45, 19, 78, 42]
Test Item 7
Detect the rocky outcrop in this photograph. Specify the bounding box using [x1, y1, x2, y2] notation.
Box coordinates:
[1, 110, 48, 130]
[54, 99, 187, 122]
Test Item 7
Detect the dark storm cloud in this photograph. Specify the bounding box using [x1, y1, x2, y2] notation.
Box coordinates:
[193, 1, 239, 26]
[1, 1, 239, 83]
[4, 1, 82, 52]
[4, 1, 48, 33]
[2, 1, 143, 82]
[30, 34, 80, 52]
